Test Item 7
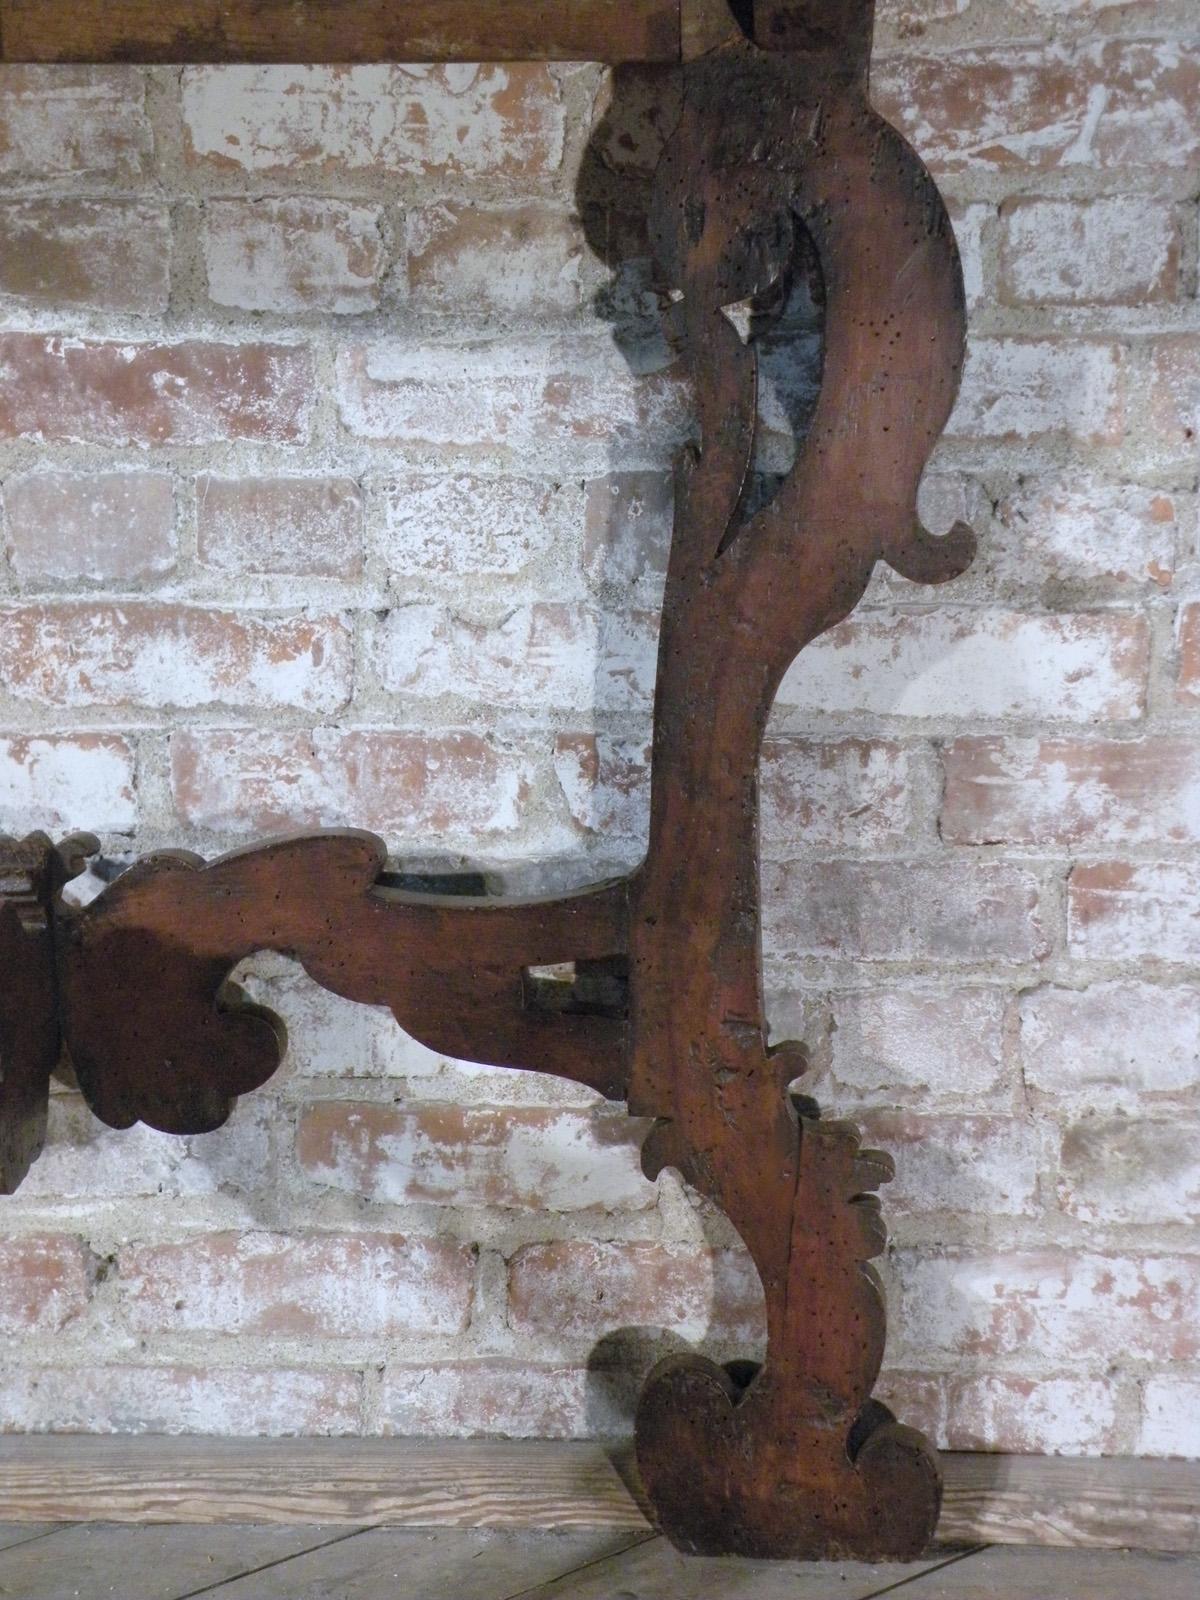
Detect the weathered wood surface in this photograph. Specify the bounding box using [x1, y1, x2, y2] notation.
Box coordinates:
[0, 0, 685, 62]
[513, 1534, 972, 1600]
[0, 1441, 1196, 1557]
[0, 1521, 66, 1554]
[1, 1525, 1196, 1600]
[938, 1452, 1200, 1556]
[0, 1522, 361, 1600]
[0, 1439, 651, 1530]
[194, 1529, 649, 1600]
[892, 1545, 1200, 1600]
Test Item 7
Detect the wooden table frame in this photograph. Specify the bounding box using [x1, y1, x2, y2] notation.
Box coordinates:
[0, 0, 976, 1561]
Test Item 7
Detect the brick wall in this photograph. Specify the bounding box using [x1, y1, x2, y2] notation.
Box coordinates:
[0, 0, 1197, 1456]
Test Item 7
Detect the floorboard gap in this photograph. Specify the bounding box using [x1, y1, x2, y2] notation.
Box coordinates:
[170, 1525, 378, 1600]
[860, 1544, 992, 1599]
[498, 1531, 664, 1600]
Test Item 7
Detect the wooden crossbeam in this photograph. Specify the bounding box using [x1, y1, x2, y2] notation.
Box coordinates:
[0, 0, 687, 63]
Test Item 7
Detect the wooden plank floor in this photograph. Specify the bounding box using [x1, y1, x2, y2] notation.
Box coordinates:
[1, 1438, 1197, 1553]
[1, 1526, 1197, 1599]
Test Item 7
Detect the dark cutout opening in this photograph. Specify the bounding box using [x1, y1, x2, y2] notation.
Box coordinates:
[523, 956, 631, 1020]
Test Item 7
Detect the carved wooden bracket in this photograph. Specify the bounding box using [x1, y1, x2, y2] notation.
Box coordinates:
[0, 0, 975, 1560]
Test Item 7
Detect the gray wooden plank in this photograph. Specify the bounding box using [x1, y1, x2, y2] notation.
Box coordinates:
[0, 1522, 360, 1600]
[0, 1523, 66, 1555]
[199, 1529, 648, 1599]
[893, 1544, 1200, 1599]
[509, 1534, 971, 1599]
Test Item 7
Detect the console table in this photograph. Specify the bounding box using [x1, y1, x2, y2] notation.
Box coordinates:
[0, 0, 975, 1561]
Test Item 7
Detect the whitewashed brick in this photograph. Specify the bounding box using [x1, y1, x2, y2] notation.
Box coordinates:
[182, 65, 566, 180]
[204, 198, 384, 314]
[992, 478, 1178, 591]
[1059, 1118, 1200, 1225]
[947, 339, 1124, 445]
[831, 988, 1009, 1104]
[779, 608, 1147, 723]
[1069, 863, 1200, 964]
[297, 1104, 653, 1213]
[1018, 983, 1200, 1107]
[373, 603, 658, 712]
[382, 475, 583, 579]
[1139, 1377, 1200, 1458]
[0, 734, 135, 834]
[999, 197, 1180, 306]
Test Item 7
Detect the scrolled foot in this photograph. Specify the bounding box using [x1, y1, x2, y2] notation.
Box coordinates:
[635, 1356, 941, 1560]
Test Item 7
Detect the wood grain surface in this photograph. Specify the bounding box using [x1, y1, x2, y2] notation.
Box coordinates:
[0, 1440, 1195, 1555]
[0, 0, 684, 62]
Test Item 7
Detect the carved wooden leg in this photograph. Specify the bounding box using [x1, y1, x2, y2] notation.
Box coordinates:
[0, 0, 974, 1562]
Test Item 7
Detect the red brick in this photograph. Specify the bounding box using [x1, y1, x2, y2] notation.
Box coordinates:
[0, 336, 313, 446]
[1059, 1118, 1200, 1225]
[5, 471, 175, 585]
[874, 41, 1199, 175]
[943, 736, 1200, 848]
[297, 1103, 652, 1213]
[383, 474, 583, 579]
[1178, 603, 1200, 704]
[1148, 339, 1200, 474]
[508, 1242, 765, 1347]
[992, 478, 1177, 592]
[0, 67, 149, 178]
[894, 1250, 1200, 1363]
[408, 203, 589, 316]
[779, 608, 1147, 722]
[119, 1232, 475, 1337]
[831, 987, 1009, 1105]
[171, 729, 537, 841]
[336, 337, 688, 451]
[0, 1235, 92, 1333]
[764, 860, 1047, 964]
[0, 200, 171, 314]
[583, 471, 673, 590]
[378, 1360, 631, 1440]
[999, 197, 1181, 306]
[856, 1110, 1041, 1217]
[554, 733, 650, 846]
[0, 733, 136, 835]
[1018, 983, 1200, 1107]
[947, 339, 1124, 446]
[204, 198, 385, 314]
[373, 603, 658, 713]
[182, 64, 566, 181]
[196, 476, 363, 578]
[761, 737, 915, 854]
[0, 1364, 361, 1436]
[0, 604, 351, 713]
[1069, 863, 1200, 964]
